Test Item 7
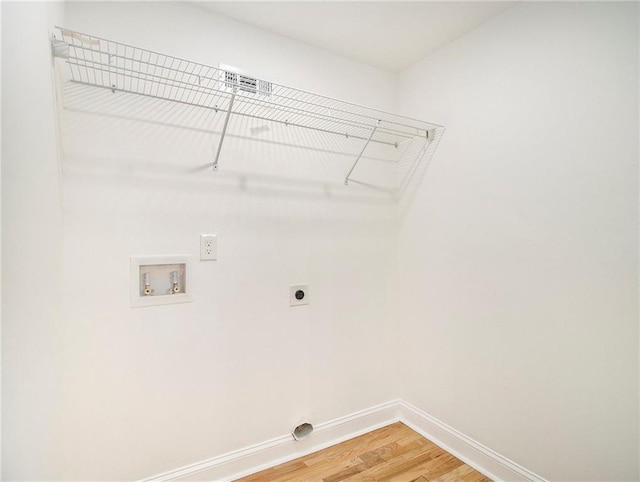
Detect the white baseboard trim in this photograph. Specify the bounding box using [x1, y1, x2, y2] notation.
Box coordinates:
[140, 400, 401, 482]
[141, 399, 546, 482]
[397, 401, 547, 482]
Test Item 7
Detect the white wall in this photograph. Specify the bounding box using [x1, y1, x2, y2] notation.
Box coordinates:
[1, 2, 399, 480]
[3, 1, 639, 481]
[1, 1, 66, 479]
[1, 5, 3, 477]
[395, 2, 639, 481]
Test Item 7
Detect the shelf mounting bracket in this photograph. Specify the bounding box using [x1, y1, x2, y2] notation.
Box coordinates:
[213, 88, 237, 171]
[344, 120, 380, 185]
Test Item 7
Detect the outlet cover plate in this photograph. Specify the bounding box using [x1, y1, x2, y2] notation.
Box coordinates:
[200, 234, 217, 260]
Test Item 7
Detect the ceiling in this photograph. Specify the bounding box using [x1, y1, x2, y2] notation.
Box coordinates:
[197, 1, 517, 73]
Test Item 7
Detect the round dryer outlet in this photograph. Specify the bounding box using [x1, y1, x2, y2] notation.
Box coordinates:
[290, 284, 309, 306]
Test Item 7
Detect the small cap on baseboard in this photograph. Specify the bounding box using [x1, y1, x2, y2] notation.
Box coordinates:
[292, 418, 314, 440]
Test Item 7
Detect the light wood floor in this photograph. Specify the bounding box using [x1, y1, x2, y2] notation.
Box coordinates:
[234, 422, 492, 482]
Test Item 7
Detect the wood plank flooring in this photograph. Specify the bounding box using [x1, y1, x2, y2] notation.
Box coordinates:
[234, 422, 492, 482]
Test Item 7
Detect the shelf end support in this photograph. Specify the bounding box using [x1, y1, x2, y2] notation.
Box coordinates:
[213, 89, 237, 171]
[344, 120, 380, 185]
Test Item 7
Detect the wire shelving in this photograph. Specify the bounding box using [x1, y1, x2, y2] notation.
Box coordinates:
[52, 27, 444, 192]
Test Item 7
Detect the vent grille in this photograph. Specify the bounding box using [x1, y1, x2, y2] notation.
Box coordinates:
[224, 71, 272, 98]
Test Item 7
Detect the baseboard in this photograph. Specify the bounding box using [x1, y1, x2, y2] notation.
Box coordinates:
[140, 400, 401, 482]
[398, 400, 547, 482]
[141, 399, 546, 482]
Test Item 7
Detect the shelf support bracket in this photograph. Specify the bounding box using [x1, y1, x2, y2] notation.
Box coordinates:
[344, 120, 380, 185]
[213, 88, 237, 171]
[50, 38, 69, 59]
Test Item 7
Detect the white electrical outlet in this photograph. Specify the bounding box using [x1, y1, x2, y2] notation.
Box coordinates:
[200, 234, 217, 260]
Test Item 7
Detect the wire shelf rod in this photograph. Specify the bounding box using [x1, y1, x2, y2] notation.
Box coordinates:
[66, 57, 411, 139]
[67, 59, 230, 102]
[61, 38, 439, 134]
[67, 45, 221, 93]
[67, 79, 400, 148]
[233, 95, 412, 138]
[66, 63, 426, 139]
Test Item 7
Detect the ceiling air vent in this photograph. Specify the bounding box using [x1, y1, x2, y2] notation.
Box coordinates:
[224, 70, 272, 98]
